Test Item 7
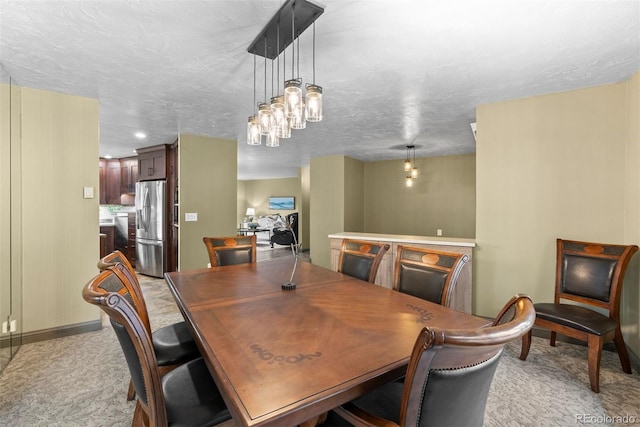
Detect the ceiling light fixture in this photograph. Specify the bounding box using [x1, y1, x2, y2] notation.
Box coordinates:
[404, 145, 418, 187]
[247, 54, 261, 145]
[246, 0, 324, 147]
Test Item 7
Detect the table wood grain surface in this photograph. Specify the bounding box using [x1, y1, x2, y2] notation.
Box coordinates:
[164, 258, 488, 427]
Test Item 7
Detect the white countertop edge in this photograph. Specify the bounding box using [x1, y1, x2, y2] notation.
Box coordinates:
[328, 232, 476, 247]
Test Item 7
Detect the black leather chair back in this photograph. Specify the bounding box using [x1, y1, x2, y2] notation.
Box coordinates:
[111, 318, 149, 406]
[397, 263, 449, 304]
[203, 235, 256, 267]
[394, 246, 469, 307]
[561, 254, 617, 302]
[338, 239, 390, 283]
[341, 252, 375, 282]
[215, 247, 254, 266]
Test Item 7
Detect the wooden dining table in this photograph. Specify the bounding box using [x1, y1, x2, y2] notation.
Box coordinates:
[164, 258, 489, 427]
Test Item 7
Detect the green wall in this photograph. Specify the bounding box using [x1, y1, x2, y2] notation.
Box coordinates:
[364, 154, 476, 238]
[476, 73, 640, 356]
[178, 134, 237, 271]
[1, 87, 100, 334]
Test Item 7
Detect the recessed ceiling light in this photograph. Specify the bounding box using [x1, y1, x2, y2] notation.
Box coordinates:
[104, 155, 112, 159]
[133, 149, 137, 153]
[135, 132, 146, 139]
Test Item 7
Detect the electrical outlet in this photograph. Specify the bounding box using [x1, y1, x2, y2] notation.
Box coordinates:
[437, 229, 443, 236]
[207, 263, 211, 268]
[1, 321, 7, 334]
[10, 319, 16, 332]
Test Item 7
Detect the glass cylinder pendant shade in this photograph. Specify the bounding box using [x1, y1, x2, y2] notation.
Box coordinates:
[266, 126, 280, 147]
[270, 95, 287, 131]
[404, 160, 412, 172]
[406, 177, 413, 187]
[284, 79, 303, 118]
[305, 84, 323, 122]
[290, 101, 306, 129]
[247, 116, 261, 145]
[277, 118, 291, 138]
[258, 103, 272, 135]
[411, 167, 418, 178]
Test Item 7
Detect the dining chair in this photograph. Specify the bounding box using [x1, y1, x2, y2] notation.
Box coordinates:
[203, 235, 257, 267]
[519, 238, 638, 393]
[82, 267, 231, 427]
[98, 251, 199, 400]
[330, 295, 535, 427]
[337, 239, 390, 283]
[393, 245, 469, 307]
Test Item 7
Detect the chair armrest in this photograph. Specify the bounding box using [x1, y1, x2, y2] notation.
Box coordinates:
[333, 402, 400, 427]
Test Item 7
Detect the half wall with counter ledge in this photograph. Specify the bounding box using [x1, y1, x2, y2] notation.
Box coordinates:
[329, 232, 476, 313]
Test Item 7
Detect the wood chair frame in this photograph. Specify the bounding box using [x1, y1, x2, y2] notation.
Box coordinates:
[337, 239, 390, 283]
[334, 295, 535, 427]
[202, 235, 257, 267]
[393, 245, 469, 307]
[519, 238, 638, 392]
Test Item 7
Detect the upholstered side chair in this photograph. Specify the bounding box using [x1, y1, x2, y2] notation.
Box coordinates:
[82, 267, 231, 427]
[331, 295, 535, 427]
[98, 252, 199, 400]
[337, 239, 390, 283]
[203, 235, 257, 267]
[393, 245, 469, 308]
[520, 238, 638, 393]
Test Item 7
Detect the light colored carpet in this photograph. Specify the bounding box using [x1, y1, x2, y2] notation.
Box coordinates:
[0, 263, 638, 426]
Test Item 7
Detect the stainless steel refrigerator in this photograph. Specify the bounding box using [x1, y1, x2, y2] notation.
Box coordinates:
[135, 180, 166, 277]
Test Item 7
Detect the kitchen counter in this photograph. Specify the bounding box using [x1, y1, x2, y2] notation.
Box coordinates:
[328, 232, 475, 248]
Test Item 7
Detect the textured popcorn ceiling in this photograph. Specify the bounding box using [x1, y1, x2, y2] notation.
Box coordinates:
[1, 1, 638, 180]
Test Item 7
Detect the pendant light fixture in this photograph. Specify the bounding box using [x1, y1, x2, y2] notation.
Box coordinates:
[246, 0, 324, 147]
[247, 54, 261, 145]
[284, 2, 303, 118]
[305, 20, 323, 122]
[257, 37, 272, 135]
[404, 145, 418, 187]
[271, 23, 290, 139]
[290, 36, 307, 129]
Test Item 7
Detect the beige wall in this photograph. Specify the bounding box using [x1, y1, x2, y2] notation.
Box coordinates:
[623, 73, 640, 352]
[16, 87, 100, 332]
[476, 74, 640, 356]
[310, 155, 348, 268]
[344, 157, 364, 233]
[1, 81, 23, 363]
[364, 154, 476, 238]
[239, 175, 305, 247]
[300, 166, 311, 250]
[240, 177, 301, 221]
[178, 134, 237, 271]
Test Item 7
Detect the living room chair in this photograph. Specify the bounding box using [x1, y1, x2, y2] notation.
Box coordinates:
[519, 238, 638, 393]
[337, 239, 390, 283]
[82, 267, 231, 427]
[203, 235, 257, 267]
[330, 295, 535, 427]
[393, 245, 469, 308]
[98, 252, 199, 400]
[270, 212, 299, 248]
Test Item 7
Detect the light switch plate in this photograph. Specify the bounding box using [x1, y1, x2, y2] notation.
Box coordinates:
[83, 186, 94, 199]
[185, 212, 198, 222]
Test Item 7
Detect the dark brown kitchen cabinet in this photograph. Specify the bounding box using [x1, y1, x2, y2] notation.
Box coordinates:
[138, 145, 168, 180]
[127, 212, 136, 267]
[99, 225, 115, 254]
[120, 157, 138, 195]
[99, 158, 121, 205]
